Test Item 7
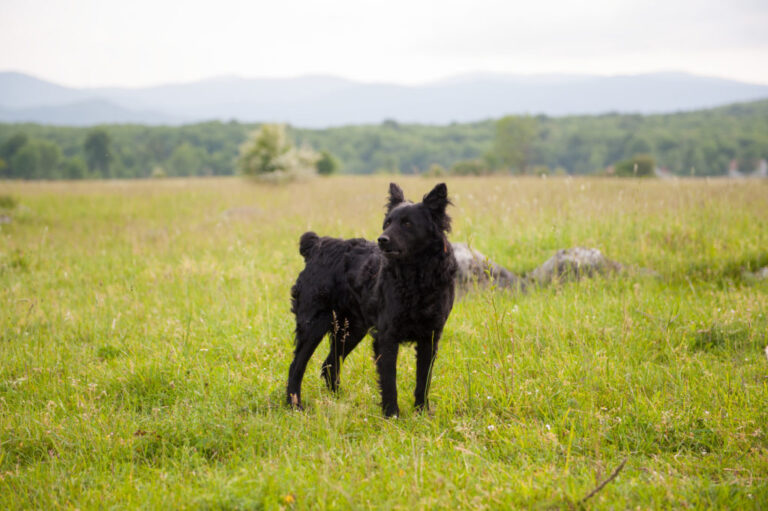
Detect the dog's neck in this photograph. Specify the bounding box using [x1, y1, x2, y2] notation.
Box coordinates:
[381, 236, 454, 278]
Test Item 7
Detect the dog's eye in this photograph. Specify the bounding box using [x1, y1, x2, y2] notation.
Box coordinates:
[402, 219, 411, 227]
[383, 219, 391, 228]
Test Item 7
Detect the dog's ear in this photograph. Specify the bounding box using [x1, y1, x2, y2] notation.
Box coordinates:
[422, 183, 452, 232]
[387, 182, 405, 212]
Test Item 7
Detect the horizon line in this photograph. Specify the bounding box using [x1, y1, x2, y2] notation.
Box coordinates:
[4, 68, 768, 90]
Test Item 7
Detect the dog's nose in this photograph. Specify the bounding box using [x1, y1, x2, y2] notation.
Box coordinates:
[377, 235, 390, 248]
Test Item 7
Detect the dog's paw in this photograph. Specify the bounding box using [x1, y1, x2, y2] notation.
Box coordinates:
[287, 393, 303, 410]
[414, 403, 434, 416]
[383, 404, 400, 418]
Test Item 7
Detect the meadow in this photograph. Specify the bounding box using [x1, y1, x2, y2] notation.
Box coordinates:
[1, 175, 767, 509]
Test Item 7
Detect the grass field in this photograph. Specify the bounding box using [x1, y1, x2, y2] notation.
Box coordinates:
[1, 176, 767, 509]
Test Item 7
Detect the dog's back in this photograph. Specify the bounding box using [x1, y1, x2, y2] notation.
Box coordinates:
[291, 232, 379, 320]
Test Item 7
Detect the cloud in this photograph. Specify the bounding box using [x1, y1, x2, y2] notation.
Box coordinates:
[1, 0, 767, 86]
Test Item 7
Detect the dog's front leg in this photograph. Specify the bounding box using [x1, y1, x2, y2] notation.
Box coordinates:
[374, 334, 400, 417]
[414, 335, 440, 412]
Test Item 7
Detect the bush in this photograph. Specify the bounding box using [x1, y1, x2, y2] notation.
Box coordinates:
[423, 163, 447, 177]
[615, 154, 655, 177]
[238, 124, 319, 182]
[316, 150, 339, 175]
[0, 194, 17, 210]
[450, 159, 489, 176]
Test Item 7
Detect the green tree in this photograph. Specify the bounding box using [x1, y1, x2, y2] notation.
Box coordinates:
[84, 129, 112, 176]
[237, 124, 319, 180]
[492, 115, 537, 173]
[8, 140, 60, 179]
[625, 135, 653, 155]
[11, 144, 40, 179]
[36, 140, 62, 178]
[237, 124, 291, 176]
[1, 133, 29, 163]
[168, 142, 208, 176]
[61, 156, 88, 180]
[315, 150, 339, 175]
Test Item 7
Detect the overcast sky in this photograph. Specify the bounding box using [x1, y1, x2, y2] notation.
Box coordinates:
[2, 0, 767, 87]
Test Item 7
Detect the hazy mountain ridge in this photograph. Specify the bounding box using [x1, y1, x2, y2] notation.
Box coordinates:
[1, 71, 767, 127]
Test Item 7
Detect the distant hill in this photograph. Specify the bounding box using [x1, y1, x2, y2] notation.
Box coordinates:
[0, 98, 180, 126]
[1, 71, 768, 127]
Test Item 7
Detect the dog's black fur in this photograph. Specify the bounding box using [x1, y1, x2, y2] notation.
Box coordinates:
[286, 183, 456, 417]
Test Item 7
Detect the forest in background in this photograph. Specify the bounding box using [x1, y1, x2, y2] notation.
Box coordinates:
[1, 98, 767, 180]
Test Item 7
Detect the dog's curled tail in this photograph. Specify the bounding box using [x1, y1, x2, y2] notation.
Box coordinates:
[299, 231, 320, 260]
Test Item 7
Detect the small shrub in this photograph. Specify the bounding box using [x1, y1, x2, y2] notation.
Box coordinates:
[450, 159, 489, 175]
[423, 163, 447, 177]
[614, 154, 655, 177]
[316, 150, 339, 175]
[1, 249, 30, 274]
[0, 194, 17, 210]
[238, 124, 319, 183]
[690, 322, 757, 352]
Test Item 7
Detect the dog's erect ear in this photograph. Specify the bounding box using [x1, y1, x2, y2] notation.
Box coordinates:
[387, 182, 405, 211]
[423, 183, 449, 212]
[422, 183, 452, 232]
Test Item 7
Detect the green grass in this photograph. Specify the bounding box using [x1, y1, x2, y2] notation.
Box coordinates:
[1, 176, 767, 509]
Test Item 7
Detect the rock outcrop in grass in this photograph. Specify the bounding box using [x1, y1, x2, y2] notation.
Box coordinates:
[452, 243, 627, 290]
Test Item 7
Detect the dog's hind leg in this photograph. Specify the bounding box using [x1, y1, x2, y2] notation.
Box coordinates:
[414, 332, 441, 412]
[286, 311, 331, 409]
[320, 320, 366, 392]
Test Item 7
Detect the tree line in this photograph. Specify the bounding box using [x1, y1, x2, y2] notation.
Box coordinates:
[1, 99, 767, 180]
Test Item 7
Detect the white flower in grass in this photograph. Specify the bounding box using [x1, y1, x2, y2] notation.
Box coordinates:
[487, 425, 496, 431]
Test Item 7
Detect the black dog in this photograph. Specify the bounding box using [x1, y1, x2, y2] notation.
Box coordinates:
[286, 183, 456, 417]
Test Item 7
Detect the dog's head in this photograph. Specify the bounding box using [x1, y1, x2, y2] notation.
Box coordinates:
[377, 182, 452, 259]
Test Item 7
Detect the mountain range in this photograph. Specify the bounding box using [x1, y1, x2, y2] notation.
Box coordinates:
[2, 71, 768, 127]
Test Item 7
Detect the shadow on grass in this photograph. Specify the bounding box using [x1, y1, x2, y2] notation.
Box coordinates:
[132, 419, 242, 465]
[0, 430, 57, 469]
[105, 368, 182, 413]
[690, 322, 764, 353]
[679, 251, 768, 286]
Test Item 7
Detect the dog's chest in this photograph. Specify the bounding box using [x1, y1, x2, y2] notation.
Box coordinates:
[377, 269, 453, 339]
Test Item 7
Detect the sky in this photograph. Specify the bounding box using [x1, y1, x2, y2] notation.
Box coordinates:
[1, 0, 767, 88]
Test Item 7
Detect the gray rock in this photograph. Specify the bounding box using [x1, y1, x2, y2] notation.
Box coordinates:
[741, 266, 768, 282]
[451, 244, 625, 291]
[528, 247, 623, 285]
[451, 243, 526, 291]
